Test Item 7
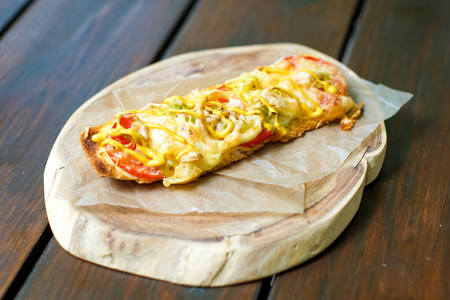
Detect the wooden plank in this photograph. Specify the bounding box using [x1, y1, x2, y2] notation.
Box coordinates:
[0, 0, 192, 297]
[14, 0, 362, 298]
[270, 0, 450, 299]
[0, 0, 30, 31]
[16, 240, 261, 300]
[165, 0, 359, 58]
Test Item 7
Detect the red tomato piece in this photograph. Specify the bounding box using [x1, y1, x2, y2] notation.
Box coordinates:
[111, 114, 136, 149]
[112, 135, 136, 150]
[240, 129, 272, 147]
[108, 152, 164, 180]
[302, 55, 320, 62]
[282, 55, 297, 67]
[216, 84, 228, 91]
[117, 160, 164, 180]
[217, 97, 229, 103]
[119, 114, 134, 129]
[112, 114, 134, 129]
[283, 55, 296, 61]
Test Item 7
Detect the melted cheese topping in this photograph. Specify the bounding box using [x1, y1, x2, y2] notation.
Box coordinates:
[91, 55, 352, 185]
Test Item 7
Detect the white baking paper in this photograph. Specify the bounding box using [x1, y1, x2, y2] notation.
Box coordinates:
[55, 61, 412, 214]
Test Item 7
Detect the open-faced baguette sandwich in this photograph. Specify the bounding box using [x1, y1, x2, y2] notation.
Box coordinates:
[80, 54, 362, 187]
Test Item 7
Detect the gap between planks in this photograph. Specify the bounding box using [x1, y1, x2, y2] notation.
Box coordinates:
[339, 0, 367, 63]
[150, 0, 199, 64]
[1, 226, 53, 300]
[0, 0, 34, 42]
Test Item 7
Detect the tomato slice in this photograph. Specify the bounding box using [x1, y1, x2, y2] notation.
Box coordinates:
[283, 55, 296, 61]
[301, 54, 335, 68]
[116, 160, 164, 180]
[112, 114, 134, 129]
[282, 55, 297, 67]
[108, 152, 164, 180]
[217, 97, 229, 103]
[216, 84, 228, 91]
[112, 135, 136, 150]
[119, 114, 134, 128]
[240, 129, 272, 147]
[302, 55, 320, 62]
[110, 115, 136, 149]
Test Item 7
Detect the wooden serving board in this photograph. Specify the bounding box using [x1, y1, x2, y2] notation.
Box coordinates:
[44, 44, 386, 286]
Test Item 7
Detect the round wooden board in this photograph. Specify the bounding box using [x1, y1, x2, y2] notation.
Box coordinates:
[44, 44, 386, 286]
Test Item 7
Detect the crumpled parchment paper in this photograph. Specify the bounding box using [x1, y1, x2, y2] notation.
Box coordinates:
[55, 61, 412, 214]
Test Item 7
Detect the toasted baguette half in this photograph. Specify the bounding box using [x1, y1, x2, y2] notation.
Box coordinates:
[80, 54, 361, 186]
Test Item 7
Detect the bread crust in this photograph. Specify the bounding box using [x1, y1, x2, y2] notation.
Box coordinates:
[79, 126, 111, 177]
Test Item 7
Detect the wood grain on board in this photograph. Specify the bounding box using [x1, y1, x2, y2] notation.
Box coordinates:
[14, 0, 364, 298]
[270, 0, 450, 299]
[0, 0, 192, 297]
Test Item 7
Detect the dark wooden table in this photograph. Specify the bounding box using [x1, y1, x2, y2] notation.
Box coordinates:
[1, 0, 448, 299]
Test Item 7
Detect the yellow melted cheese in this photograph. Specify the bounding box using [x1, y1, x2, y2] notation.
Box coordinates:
[91, 57, 342, 185]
